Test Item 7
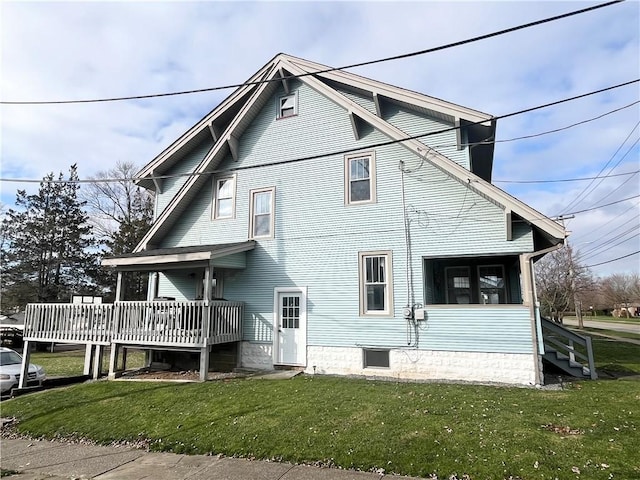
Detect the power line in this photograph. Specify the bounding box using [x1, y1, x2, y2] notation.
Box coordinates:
[558, 121, 640, 215]
[495, 170, 639, 184]
[583, 249, 640, 268]
[0, 1, 625, 106]
[570, 200, 639, 243]
[431, 100, 639, 152]
[566, 194, 640, 215]
[2, 78, 638, 185]
[578, 225, 640, 260]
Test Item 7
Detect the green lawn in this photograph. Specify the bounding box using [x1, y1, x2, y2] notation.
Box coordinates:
[565, 315, 640, 325]
[3, 340, 639, 480]
[30, 347, 145, 377]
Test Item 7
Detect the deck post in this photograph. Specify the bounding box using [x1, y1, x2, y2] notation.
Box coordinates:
[83, 344, 94, 375]
[199, 346, 209, 382]
[122, 347, 128, 371]
[108, 344, 120, 379]
[92, 345, 103, 379]
[115, 272, 123, 301]
[18, 340, 31, 389]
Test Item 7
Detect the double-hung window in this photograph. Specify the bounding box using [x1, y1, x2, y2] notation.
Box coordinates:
[345, 152, 376, 204]
[445, 267, 471, 304]
[213, 176, 235, 219]
[277, 93, 297, 119]
[478, 265, 506, 304]
[359, 251, 393, 316]
[249, 187, 275, 239]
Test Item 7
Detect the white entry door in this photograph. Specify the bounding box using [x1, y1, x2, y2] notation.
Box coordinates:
[274, 287, 307, 366]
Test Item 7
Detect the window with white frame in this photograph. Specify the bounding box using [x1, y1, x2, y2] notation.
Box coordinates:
[277, 93, 297, 119]
[213, 176, 235, 219]
[359, 251, 393, 316]
[345, 152, 376, 204]
[249, 187, 275, 239]
[478, 265, 506, 304]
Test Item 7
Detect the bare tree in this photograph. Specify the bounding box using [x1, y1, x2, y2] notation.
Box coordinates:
[535, 244, 594, 324]
[600, 273, 640, 318]
[82, 161, 154, 300]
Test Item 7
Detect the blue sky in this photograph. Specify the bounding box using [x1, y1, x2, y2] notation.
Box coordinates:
[1, 1, 638, 277]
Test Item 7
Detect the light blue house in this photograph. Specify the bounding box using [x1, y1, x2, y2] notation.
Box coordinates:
[20, 54, 596, 388]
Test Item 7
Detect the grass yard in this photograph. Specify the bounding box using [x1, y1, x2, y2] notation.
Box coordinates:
[2, 339, 639, 480]
[30, 347, 146, 377]
[565, 315, 640, 326]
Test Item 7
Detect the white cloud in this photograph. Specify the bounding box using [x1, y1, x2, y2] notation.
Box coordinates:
[1, 1, 638, 276]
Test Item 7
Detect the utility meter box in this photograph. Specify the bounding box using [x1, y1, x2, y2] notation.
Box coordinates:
[414, 308, 426, 321]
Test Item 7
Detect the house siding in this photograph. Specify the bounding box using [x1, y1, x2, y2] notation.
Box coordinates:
[153, 79, 539, 383]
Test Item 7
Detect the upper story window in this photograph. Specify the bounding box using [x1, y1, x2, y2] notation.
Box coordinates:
[359, 251, 393, 316]
[213, 176, 236, 219]
[277, 93, 297, 119]
[345, 152, 376, 205]
[249, 187, 275, 239]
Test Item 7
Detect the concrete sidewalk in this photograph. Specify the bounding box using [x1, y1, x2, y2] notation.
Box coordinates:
[0, 438, 423, 480]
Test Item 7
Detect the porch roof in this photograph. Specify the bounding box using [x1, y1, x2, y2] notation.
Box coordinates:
[101, 241, 255, 271]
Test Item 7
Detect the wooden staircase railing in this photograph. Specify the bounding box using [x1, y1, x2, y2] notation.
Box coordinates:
[540, 317, 597, 379]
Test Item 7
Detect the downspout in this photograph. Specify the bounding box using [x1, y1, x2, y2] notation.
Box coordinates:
[521, 242, 564, 385]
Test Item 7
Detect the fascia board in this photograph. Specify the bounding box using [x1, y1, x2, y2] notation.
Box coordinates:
[134, 64, 281, 253]
[135, 63, 275, 182]
[284, 59, 564, 241]
[103, 241, 255, 268]
[286, 56, 493, 125]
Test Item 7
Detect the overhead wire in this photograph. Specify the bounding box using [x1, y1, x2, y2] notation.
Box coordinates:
[569, 200, 639, 242]
[2, 78, 638, 185]
[583, 249, 640, 268]
[557, 121, 640, 215]
[0, 0, 625, 106]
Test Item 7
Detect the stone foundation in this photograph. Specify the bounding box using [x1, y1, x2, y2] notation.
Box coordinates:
[240, 343, 538, 385]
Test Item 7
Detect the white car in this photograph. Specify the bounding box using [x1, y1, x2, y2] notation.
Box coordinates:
[0, 347, 46, 394]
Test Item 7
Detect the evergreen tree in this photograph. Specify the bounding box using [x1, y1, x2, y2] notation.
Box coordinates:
[1, 165, 97, 308]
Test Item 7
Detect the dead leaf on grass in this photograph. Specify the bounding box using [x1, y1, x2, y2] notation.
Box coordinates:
[542, 424, 584, 436]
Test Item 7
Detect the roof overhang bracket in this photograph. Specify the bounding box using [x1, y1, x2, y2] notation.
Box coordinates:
[348, 111, 360, 141]
[228, 134, 240, 161]
[373, 93, 383, 117]
[152, 170, 162, 193]
[279, 68, 290, 94]
[455, 118, 463, 151]
[208, 121, 222, 143]
[505, 209, 513, 241]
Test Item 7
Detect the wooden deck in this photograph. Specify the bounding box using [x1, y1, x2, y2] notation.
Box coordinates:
[23, 300, 244, 348]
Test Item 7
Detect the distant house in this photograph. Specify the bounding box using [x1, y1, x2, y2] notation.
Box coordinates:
[20, 54, 597, 386]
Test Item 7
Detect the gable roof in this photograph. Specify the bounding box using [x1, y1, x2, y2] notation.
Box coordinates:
[134, 53, 564, 252]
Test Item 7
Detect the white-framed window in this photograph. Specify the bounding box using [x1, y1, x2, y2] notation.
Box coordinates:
[277, 92, 297, 119]
[478, 265, 506, 304]
[249, 187, 275, 239]
[359, 251, 393, 316]
[345, 152, 376, 205]
[445, 266, 471, 304]
[213, 175, 236, 219]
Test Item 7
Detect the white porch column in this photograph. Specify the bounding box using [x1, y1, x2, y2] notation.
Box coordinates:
[115, 271, 123, 302]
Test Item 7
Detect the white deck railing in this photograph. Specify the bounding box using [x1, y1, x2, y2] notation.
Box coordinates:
[23, 301, 243, 348]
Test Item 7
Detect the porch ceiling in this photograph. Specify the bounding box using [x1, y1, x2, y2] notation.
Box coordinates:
[101, 241, 255, 271]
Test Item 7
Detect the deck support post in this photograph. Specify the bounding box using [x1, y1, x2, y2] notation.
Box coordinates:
[18, 340, 31, 389]
[199, 346, 209, 382]
[108, 344, 120, 380]
[115, 272, 123, 301]
[122, 347, 128, 372]
[92, 345, 104, 379]
[84, 344, 94, 375]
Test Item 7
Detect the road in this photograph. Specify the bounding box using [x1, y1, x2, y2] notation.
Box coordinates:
[562, 318, 640, 334]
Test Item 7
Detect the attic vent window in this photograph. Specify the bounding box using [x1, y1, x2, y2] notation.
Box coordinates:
[277, 93, 297, 118]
